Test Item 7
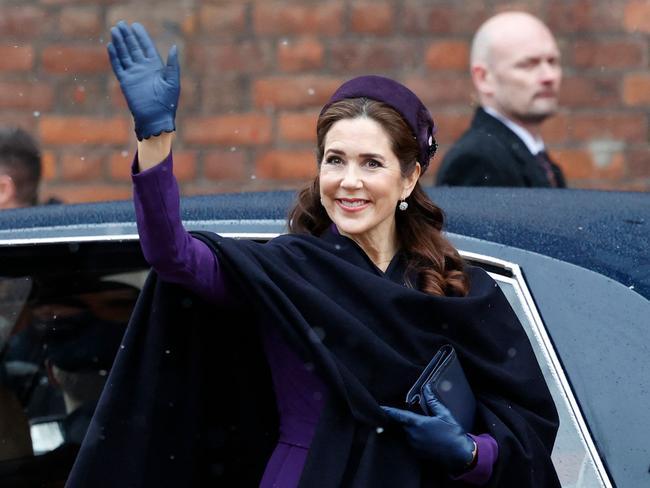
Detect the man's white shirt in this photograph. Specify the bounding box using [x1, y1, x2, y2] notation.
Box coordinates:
[483, 107, 546, 156]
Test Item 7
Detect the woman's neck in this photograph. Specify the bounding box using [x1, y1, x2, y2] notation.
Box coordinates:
[338, 226, 399, 272]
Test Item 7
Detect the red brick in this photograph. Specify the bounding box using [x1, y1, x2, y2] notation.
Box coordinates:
[0, 45, 34, 72]
[573, 40, 644, 69]
[591, 151, 626, 180]
[402, 1, 486, 35]
[432, 112, 472, 145]
[278, 112, 318, 143]
[60, 80, 105, 112]
[539, 113, 571, 144]
[624, 0, 650, 33]
[255, 150, 317, 180]
[44, 0, 122, 4]
[58, 7, 102, 37]
[553, 148, 625, 181]
[187, 42, 273, 74]
[198, 76, 248, 112]
[43, 184, 131, 204]
[61, 152, 104, 181]
[115, 150, 195, 182]
[171, 151, 197, 182]
[40, 117, 131, 145]
[329, 40, 419, 73]
[175, 183, 212, 197]
[108, 150, 135, 181]
[180, 13, 196, 36]
[626, 148, 650, 178]
[547, 0, 624, 33]
[559, 76, 620, 108]
[41, 151, 57, 181]
[199, 4, 246, 36]
[253, 2, 344, 36]
[181, 180, 266, 196]
[623, 74, 650, 105]
[424, 41, 469, 71]
[184, 114, 272, 145]
[571, 113, 648, 142]
[351, 3, 394, 35]
[42, 46, 109, 74]
[108, 80, 128, 111]
[553, 148, 593, 180]
[254, 77, 342, 109]
[0, 6, 48, 37]
[0, 82, 54, 110]
[404, 76, 475, 107]
[106, 6, 193, 37]
[203, 150, 248, 181]
[178, 78, 199, 112]
[609, 180, 650, 191]
[569, 179, 644, 191]
[0, 113, 37, 133]
[278, 38, 324, 72]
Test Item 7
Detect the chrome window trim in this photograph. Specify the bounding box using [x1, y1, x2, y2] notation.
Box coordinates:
[0, 231, 612, 485]
[461, 251, 612, 488]
[0, 234, 141, 246]
[0, 231, 280, 246]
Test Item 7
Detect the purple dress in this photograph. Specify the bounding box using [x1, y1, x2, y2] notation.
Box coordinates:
[132, 153, 497, 487]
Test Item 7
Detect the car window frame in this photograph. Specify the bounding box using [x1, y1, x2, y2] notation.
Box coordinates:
[461, 251, 612, 488]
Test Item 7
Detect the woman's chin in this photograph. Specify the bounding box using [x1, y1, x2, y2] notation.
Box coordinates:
[333, 221, 367, 238]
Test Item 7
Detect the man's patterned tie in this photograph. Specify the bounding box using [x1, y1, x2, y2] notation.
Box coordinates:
[536, 150, 558, 187]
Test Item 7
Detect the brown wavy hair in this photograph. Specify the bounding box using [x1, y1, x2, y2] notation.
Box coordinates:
[288, 98, 469, 297]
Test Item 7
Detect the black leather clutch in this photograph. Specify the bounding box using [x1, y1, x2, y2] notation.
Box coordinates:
[405, 344, 476, 432]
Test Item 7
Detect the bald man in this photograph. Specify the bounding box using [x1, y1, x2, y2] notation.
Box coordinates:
[436, 12, 566, 187]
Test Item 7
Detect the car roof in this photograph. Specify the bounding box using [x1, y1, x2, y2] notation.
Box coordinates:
[0, 187, 647, 299]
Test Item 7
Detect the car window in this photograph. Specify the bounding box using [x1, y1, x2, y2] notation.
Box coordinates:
[0, 268, 147, 487]
[461, 252, 611, 488]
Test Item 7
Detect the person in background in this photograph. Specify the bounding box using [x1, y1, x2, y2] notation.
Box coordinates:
[0, 128, 42, 209]
[42, 305, 129, 448]
[436, 11, 566, 188]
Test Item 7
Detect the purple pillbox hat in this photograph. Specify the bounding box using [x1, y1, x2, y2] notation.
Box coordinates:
[321, 75, 437, 171]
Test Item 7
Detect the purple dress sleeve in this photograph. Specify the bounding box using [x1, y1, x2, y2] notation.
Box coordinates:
[453, 433, 499, 485]
[131, 151, 498, 484]
[131, 151, 231, 304]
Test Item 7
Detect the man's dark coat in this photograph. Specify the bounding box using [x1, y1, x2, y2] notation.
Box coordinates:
[66, 230, 561, 487]
[436, 108, 566, 188]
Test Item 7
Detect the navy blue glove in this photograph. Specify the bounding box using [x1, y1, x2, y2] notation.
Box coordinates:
[107, 21, 180, 140]
[381, 384, 476, 474]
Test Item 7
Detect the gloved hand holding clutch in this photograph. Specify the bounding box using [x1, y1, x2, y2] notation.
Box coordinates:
[381, 384, 477, 474]
[107, 21, 180, 140]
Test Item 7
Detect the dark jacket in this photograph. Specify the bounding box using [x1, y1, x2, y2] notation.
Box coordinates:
[436, 108, 566, 188]
[66, 230, 561, 488]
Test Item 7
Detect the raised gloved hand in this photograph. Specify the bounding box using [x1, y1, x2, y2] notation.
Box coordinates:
[381, 384, 476, 474]
[107, 21, 180, 140]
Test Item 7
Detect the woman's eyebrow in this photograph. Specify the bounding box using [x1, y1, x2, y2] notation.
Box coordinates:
[325, 148, 385, 160]
[358, 153, 385, 160]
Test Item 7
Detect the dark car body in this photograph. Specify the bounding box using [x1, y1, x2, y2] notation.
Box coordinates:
[0, 187, 647, 487]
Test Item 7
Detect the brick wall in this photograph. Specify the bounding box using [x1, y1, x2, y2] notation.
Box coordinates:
[1, 0, 649, 203]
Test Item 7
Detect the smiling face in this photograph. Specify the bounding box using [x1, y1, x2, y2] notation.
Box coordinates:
[319, 117, 419, 250]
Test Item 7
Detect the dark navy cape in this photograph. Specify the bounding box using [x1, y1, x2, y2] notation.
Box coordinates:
[66, 229, 560, 487]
